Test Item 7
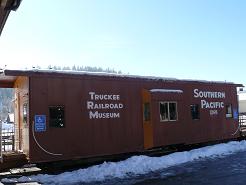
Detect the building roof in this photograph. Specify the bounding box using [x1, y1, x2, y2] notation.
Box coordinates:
[0, 0, 22, 36]
[0, 68, 243, 88]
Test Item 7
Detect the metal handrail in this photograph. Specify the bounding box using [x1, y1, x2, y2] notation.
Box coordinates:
[1, 129, 14, 152]
[239, 116, 246, 127]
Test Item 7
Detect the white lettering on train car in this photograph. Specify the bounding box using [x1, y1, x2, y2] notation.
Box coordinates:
[200, 100, 224, 109]
[89, 111, 120, 119]
[193, 89, 225, 99]
[193, 88, 226, 117]
[87, 92, 124, 120]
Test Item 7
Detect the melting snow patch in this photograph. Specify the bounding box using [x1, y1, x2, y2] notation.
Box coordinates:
[2, 140, 246, 184]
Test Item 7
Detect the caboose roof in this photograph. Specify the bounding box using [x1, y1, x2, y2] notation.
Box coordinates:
[0, 68, 243, 88]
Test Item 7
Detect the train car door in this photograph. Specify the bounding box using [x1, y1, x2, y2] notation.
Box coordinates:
[142, 89, 153, 149]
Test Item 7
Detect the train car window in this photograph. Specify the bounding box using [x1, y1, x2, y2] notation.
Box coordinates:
[160, 102, 177, 122]
[23, 103, 27, 124]
[160, 102, 169, 121]
[191, 104, 200, 120]
[169, 103, 177, 121]
[49, 106, 65, 128]
[143, 103, 151, 121]
[226, 104, 232, 118]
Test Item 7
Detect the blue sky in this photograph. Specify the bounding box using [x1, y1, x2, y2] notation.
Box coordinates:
[0, 0, 246, 85]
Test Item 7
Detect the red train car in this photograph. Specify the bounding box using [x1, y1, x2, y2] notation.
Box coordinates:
[0, 69, 243, 164]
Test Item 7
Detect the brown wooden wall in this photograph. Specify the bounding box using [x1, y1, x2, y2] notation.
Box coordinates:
[150, 83, 239, 147]
[29, 75, 144, 162]
[26, 74, 239, 163]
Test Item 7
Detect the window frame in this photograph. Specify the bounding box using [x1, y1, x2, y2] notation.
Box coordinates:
[49, 105, 65, 128]
[160, 102, 169, 122]
[190, 104, 200, 120]
[143, 102, 151, 121]
[225, 104, 233, 118]
[159, 101, 178, 122]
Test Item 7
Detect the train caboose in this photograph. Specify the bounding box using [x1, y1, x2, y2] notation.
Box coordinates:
[0, 69, 243, 166]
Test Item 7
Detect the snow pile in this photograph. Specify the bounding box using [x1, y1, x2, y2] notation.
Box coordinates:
[3, 140, 246, 184]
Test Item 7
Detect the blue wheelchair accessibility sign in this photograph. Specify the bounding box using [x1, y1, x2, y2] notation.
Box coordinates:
[35, 115, 46, 132]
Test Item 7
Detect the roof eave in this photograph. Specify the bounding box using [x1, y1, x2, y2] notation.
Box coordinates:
[1, 69, 244, 87]
[0, 0, 22, 36]
[0, 69, 17, 88]
[0, 8, 11, 36]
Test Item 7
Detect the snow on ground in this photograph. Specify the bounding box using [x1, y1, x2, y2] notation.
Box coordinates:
[2, 140, 246, 184]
